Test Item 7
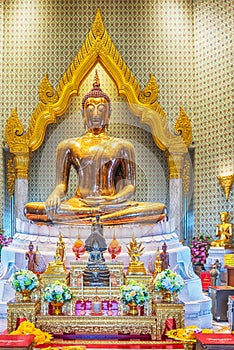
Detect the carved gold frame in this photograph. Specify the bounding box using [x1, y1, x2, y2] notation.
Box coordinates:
[5, 9, 192, 190]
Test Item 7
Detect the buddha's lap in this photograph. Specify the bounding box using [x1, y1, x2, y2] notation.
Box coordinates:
[25, 199, 166, 215]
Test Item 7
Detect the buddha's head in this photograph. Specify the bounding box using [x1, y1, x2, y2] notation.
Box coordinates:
[28, 241, 34, 251]
[220, 211, 228, 222]
[82, 71, 111, 132]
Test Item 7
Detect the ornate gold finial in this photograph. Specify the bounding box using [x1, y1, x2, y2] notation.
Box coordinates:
[218, 174, 234, 201]
[5, 108, 29, 151]
[93, 70, 100, 87]
[39, 74, 59, 104]
[138, 74, 159, 106]
[91, 8, 105, 39]
[174, 107, 192, 148]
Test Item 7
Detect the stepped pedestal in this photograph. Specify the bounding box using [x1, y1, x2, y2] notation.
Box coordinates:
[1, 218, 213, 327]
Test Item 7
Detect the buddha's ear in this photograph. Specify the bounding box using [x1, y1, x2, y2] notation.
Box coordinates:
[108, 105, 112, 117]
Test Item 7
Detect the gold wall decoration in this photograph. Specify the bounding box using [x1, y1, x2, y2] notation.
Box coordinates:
[39, 74, 59, 105]
[7, 158, 15, 197]
[218, 174, 234, 201]
[182, 159, 191, 197]
[174, 107, 192, 148]
[5, 8, 192, 188]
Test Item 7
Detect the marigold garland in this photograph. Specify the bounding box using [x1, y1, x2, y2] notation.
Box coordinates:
[167, 325, 213, 342]
[10, 320, 53, 345]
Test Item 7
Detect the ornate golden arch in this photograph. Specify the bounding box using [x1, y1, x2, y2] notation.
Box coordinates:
[5, 9, 192, 190]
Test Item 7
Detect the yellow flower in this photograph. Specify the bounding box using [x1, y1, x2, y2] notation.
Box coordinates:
[130, 291, 136, 296]
[10, 321, 53, 345]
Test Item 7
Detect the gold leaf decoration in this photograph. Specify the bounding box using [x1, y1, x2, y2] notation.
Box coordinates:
[174, 107, 192, 147]
[5, 108, 29, 151]
[39, 74, 59, 104]
[182, 159, 190, 196]
[138, 74, 158, 105]
[7, 158, 15, 197]
[91, 8, 105, 38]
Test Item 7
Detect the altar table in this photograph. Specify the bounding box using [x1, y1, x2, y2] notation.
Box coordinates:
[36, 314, 157, 340]
[7, 299, 41, 333]
[152, 300, 185, 340]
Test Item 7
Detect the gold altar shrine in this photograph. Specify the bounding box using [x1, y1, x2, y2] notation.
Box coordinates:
[7, 257, 185, 341]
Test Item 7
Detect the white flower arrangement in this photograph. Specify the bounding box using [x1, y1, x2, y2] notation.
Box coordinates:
[43, 280, 72, 303]
[120, 280, 150, 306]
[154, 269, 184, 294]
[11, 269, 39, 292]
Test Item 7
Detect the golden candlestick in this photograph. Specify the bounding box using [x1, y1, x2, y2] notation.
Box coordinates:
[218, 174, 234, 201]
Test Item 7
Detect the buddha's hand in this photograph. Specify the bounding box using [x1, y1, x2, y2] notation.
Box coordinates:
[81, 195, 125, 206]
[80, 196, 112, 206]
[45, 189, 63, 218]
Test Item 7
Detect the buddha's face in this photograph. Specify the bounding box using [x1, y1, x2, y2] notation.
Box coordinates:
[220, 212, 227, 222]
[83, 97, 109, 131]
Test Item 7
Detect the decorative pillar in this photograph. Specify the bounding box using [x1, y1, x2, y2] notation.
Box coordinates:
[13, 152, 30, 221]
[167, 152, 186, 241]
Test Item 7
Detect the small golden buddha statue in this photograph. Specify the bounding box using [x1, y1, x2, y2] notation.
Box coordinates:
[57, 232, 65, 261]
[126, 234, 146, 275]
[160, 242, 170, 270]
[25, 241, 38, 273]
[45, 246, 66, 275]
[24, 71, 166, 226]
[153, 247, 162, 280]
[211, 211, 233, 248]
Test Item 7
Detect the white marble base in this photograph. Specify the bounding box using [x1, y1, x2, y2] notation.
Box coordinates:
[205, 247, 234, 284]
[206, 247, 234, 268]
[1, 218, 213, 328]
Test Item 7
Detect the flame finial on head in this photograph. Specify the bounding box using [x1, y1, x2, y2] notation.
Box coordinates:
[82, 70, 111, 113]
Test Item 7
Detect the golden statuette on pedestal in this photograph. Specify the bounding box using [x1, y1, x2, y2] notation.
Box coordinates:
[211, 211, 233, 248]
[126, 234, 146, 275]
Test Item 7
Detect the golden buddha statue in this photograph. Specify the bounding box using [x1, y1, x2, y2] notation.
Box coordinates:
[126, 234, 146, 275]
[57, 232, 65, 261]
[211, 211, 233, 248]
[25, 241, 38, 273]
[160, 242, 170, 270]
[44, 245, 66, 276]
[154, 247, 162, 279]
[24, 71, 166, 226]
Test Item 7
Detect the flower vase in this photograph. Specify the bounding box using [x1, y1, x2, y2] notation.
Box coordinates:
[128, 302, 138, 316]
[51, 301, 64, 315]
[20, 289, 32, 302]
[172, 291, 179, 303]
[162, 290, 173, 303]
